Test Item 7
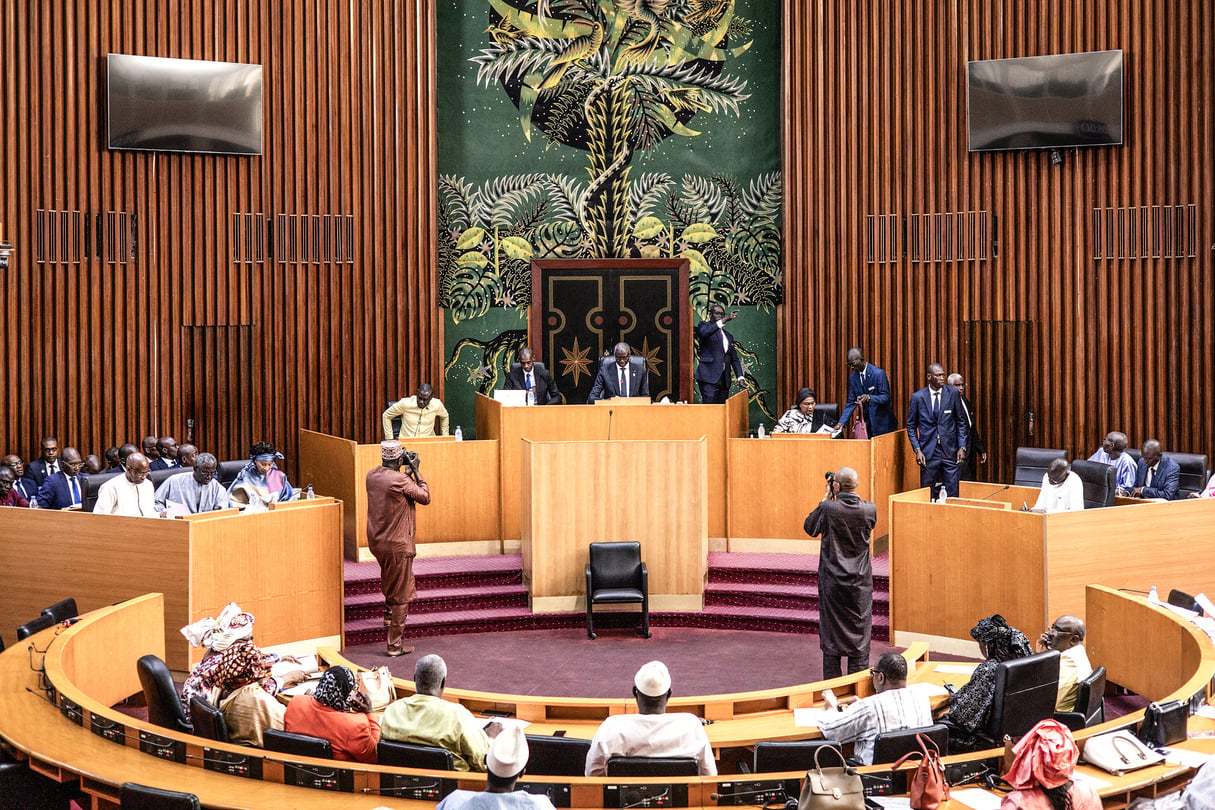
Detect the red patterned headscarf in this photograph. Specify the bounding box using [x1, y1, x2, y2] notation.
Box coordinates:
[1003, 719, 1079, 790]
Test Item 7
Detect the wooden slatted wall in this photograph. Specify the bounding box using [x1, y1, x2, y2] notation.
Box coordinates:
[781, 0, 1214, 468]
[0, 1, 437, 468]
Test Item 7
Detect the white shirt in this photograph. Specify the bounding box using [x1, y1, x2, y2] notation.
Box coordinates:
[817, 687, 934, 764]
[584, 713, 717, 776]
[1032, 471, 1085, 513]
[437, 791, 555, 810]
[1057, 644, 1093, 711]
[94, 475, 156, 517]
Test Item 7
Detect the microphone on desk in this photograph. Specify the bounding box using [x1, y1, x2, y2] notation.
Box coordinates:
[979, 483, 1014, 501]
[607, 409, 614, 441]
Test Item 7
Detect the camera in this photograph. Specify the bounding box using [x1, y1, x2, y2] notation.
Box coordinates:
[824, 471, 835, 482]
[403, 450, 419, 466]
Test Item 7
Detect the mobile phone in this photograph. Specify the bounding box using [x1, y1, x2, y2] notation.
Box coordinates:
[822, 689, 842, 712]
[943, 683, 956, 695]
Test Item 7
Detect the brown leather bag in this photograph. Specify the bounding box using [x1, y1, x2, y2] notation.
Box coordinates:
[892, 733, 949, 810]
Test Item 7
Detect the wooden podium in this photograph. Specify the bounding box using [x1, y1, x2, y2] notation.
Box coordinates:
[521, 438, 708, 613]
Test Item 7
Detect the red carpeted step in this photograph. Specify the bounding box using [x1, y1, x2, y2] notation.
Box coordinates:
[344, 585, 529, 621]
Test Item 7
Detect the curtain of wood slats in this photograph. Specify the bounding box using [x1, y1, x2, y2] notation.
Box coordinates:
[781, 0, 1214, 465]
[0, 0, 438, 471]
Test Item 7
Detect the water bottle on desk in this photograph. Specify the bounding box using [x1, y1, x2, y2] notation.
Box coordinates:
[454, 426, 463, 441]
[305, 484, 315, 500]
[1148, 585, 1159, 603]
[756, 423, 766, 439]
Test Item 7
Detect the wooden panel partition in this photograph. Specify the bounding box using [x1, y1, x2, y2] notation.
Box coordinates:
[781, 0, 1215, 466]
[0, 1, 438, 471]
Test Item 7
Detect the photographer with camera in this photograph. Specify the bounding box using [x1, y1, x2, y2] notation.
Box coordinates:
[804, 467, 878, 679]
[365, 440, 431, 657]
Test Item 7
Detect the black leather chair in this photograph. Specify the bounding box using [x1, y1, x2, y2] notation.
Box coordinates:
[148, 466, 191, 490]
[871, 723, 950, 765]
[606, 756, 699, 777]
[524, 734, 592, 776]
[752, 739, 840, 772]
[1054, 666, 1106, 731]
[1013, 448, 1068, 488]
[0, 633, 5, 652]
[1164, 452, 1210, 498]
[377, 739, 455, 769]
[41, 597, 79, 624]
[16, 614, 55, 640]
[585, 541, 650, 639]
[1126, 447, 1142, 464]
[1070, 459, 1117, 508]
[815, 403, 841, 425]
[217, 459, 248, 486]
[982, 650, 1061, 742]
[136, 654, 193, 735]
[264, 728, 333, 759]
[120, 782, 201, 809]
[189, 696, 230, 743]
[1168, 589, 1203, 614]
[82, 470, 121, 512]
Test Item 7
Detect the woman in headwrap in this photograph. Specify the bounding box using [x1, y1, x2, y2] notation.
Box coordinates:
[943, 614, 1033, 752]
[283, 665, 381, 763]
[227, 440, 294, 506]
[1001, 719, 1100, 810]
[773, 388, 835, 434]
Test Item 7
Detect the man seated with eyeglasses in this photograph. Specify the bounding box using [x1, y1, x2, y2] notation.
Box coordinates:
[154, 453, 230, 514]
[817, 652, 933, 765]
[1036, 616, 1092, 712]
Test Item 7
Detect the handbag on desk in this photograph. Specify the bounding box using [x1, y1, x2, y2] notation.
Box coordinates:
[356, 666, 397, 712]
[892, 733, 950, 810]
[1138, 700, 1188, 747]
[1081, 729, 1164, 776]
[798, 745, 865, 810]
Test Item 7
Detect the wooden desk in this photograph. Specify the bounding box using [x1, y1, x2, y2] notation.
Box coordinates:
[0, 499, 344, 670]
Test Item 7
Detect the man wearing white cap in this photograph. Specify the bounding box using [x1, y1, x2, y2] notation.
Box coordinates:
[365, 440, 431, 656]
[584, 661, 716, 777]
[436, 724, 556, 810]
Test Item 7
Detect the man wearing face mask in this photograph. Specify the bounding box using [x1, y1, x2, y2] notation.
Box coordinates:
[382, 383, 450, 438]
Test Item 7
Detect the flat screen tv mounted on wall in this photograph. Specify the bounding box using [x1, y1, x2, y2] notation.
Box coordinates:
[967, 50, 1123, 152]
[107, 54, 263, 156]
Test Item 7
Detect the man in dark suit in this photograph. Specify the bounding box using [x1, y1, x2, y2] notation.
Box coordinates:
[149, 436, 180, 470]
[906, 363, 968, 498]
[26, 436, 61, 487]
[948, 373, 987, 480]
[2, 454, 39, 502]
[587, 342, 650, 403]
[694, 304, 746, 404]
[35, 447, 88, 509]
[838, 348, 898, 436]
[1131, 439, 1181, 500]
[504, 347, 561, 405]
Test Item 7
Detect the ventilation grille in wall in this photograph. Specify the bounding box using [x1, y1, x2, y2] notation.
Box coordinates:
[34, 210, 89, 263]
[231, 213, 356, 264]
[101, 211, 137, 263]
[1091, 204, 1197, 260]
[866, 211, 994, 263]
[231, 213, 269, 263]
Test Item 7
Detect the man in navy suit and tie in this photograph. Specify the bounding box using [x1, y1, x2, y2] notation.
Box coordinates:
[694, 304, 746, 404]
[906, 363, 968, 498]
[588, 342, 650, 403]
[26, 436, 62, 487]
[1130, 439, 1181, 500]
[2, 454, 39, 503]
[35, 447, 88, 509]
[838, 348, 898, 436]
[504, 347, 561, 405]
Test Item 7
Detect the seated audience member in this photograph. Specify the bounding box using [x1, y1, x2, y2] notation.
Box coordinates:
[283, 665, 380, 764]
[818, 652, 934, 765]
[1000, 720, 1100, 810]
[117, 443, 139, 466]
[26, 436, 61, 486]
[382, 383, 451, 439]
[179, 604, 307, 746]
[1029, 459, 1084, 513]
[1088, 431, 1137, 495]
[1131, 439, 1180, 501]
[943, 614, 1033, 753]
[228, 441, 294, 506]
[381, 654, 498, 771]
[150, 436, 180, 470]
[177, 444, 198, 468]
[0, 466, 30, 507]
[154, 453, 230, 514]
[584, 661, 716, 777]
[2, 455, 39, 503]
[1035, 616, 1092, 712]
[34, 447, 87, 509]
[772, 387, 835, 434]
[94, 452, 154, 517]
[141, 435, 161, 463]
[104, 446, 122, 471]
[437, 724, 556, 810]
[504, 347, 562, 405]
[82, 454, 105, 475]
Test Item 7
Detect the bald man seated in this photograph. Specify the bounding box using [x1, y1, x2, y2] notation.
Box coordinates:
[1036, 615, 1093, 711]
[1029, 458, 1084, 513]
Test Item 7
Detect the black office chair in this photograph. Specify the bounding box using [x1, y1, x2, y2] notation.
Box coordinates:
[148, 467, 191, 490]
[264, 728, 333, 759]
[1013, 448, 1068, 488]
[815, 403, 841, 425]
[1070, 459, 1117, 509]
[189, 696, 230, 743]
[1168, 589, 1203, 615]
[981, 650, 1061, 743]
[1126, 448, 1143, 464]
[1164, 452, 1210, 498]
[136, 654, 193, 735]
[585, 541, 650, 639]
[0, 632, 5, 652]
[1054, 666, 1107, 731]
[524, 734, 592, 776]
[216, 459, 248, 486]
[752, 740, 841, 773]
[606, 756, 699, 776]
[16, 614, 56, 640]
[82, 470, 121, 512]
[871, 723, 950, 765]
[41, 597, 79, 624]
[120, 782, 201, 809]
[377, 739, 455, 769]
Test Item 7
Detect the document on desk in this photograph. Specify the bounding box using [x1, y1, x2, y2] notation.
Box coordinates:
[949, 788, 1005, 810]
[1162, 747, 1213, 769]
[933, 664, 977, 675]
[1073, 772, 1112, 790]
[866, 798, 912, 810]
[794, 707, 837, 727]
[906, 682, 950, 699]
